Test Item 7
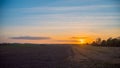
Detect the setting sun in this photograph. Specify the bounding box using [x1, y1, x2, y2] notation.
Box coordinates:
[79, 39, 86, 44]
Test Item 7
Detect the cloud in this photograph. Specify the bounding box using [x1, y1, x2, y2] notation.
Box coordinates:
[71, 37, 88, 39]
[20, 4, 120, 13]
[55, 40, 79, 42]
[10, 36, 51, 40]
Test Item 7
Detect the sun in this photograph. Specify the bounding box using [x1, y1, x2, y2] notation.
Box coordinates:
[79, 39, 86, 44]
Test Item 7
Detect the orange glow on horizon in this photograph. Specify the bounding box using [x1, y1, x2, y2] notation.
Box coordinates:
[2, 35, 99, 44]
[78, 39, 86, 44]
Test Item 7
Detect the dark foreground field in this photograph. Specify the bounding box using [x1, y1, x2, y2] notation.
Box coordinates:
[0, 44, 120, 68]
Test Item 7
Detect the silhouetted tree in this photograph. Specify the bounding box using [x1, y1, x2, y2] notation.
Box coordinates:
[101, 40, 106, 46]
[92, 37, 120, 47]
[91, 41, 97, 46]
[96, 38, 101, 45]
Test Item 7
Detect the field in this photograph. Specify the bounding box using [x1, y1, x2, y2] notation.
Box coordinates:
[0, 44, 120, 68]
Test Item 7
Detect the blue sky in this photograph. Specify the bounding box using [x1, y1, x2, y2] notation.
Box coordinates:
[0, 0, 120, 43]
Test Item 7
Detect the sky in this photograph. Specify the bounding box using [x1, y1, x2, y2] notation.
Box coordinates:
[0, 0, 120, 44]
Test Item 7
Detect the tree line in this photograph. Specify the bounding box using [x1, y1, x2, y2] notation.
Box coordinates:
[91, 37, 120, 47]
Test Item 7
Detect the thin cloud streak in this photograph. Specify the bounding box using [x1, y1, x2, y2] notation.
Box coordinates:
[71, 37, 88, 39]
[20, 5, 120, 12]
[20, 14, 120, 21]
[55, 40, 79, 42]
[10, 36, 51, 40]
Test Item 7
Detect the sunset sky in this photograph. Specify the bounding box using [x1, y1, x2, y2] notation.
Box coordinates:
[0, 0, 120, 44]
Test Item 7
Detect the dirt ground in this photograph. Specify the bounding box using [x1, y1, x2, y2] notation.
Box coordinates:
[0, 44, 120, 68]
